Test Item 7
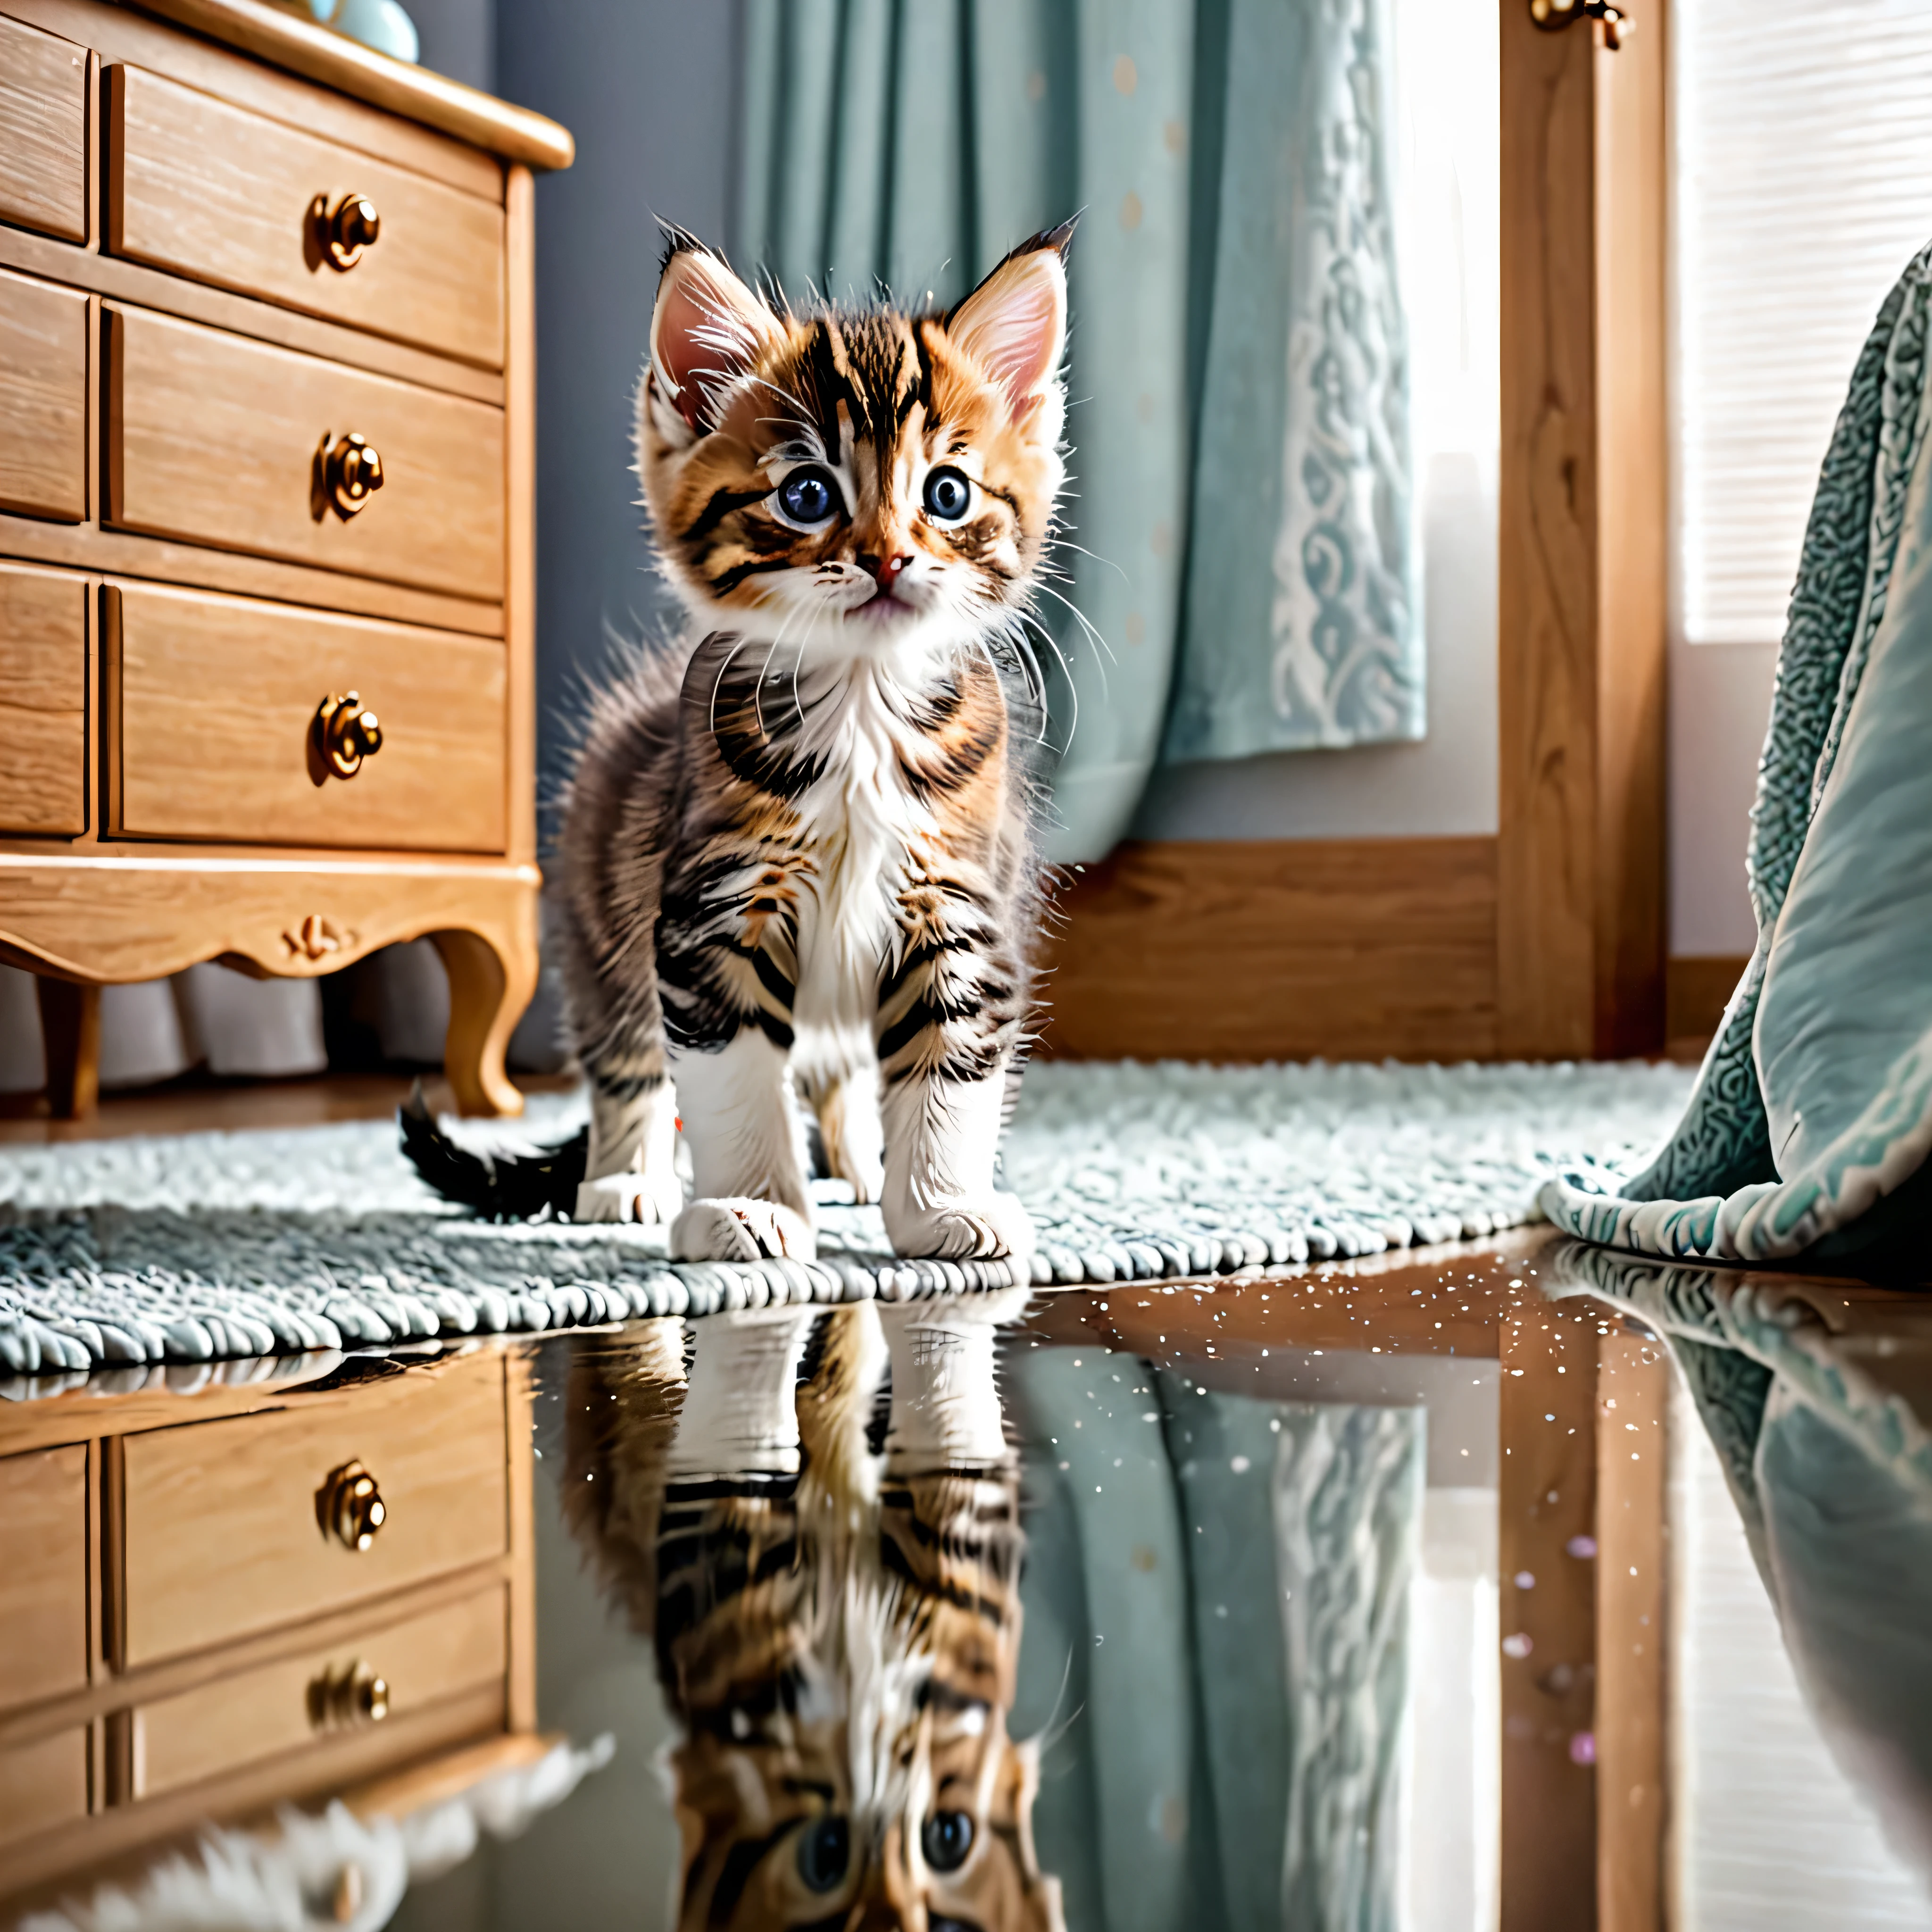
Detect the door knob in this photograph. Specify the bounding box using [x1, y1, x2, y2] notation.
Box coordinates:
[312, 431, 383, 522]
[316, 1457, 386, 1549]
[310, 192, 381, 270]
[310, 694, 383, 783]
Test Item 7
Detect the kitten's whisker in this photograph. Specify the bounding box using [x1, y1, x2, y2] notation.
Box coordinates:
[1051, 539, 1133, 588]
[708, 635, 750, 738]
[1012, 608, 1079, 751]
[1031, 581, 1117, 677]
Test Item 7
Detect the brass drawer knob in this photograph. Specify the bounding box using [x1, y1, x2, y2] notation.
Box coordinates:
[312, 430, 384, 523]
[310, 692, 383, 784]
[310, 191, 381, 271]
[316, 1457, 386, 1549]
[307, 1660, 391, 1731]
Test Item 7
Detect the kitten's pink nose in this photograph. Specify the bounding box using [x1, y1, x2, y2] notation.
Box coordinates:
[860, 552, 914, 593]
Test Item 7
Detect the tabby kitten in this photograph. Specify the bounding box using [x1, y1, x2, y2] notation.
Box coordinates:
[555, 224, 1072, 1267]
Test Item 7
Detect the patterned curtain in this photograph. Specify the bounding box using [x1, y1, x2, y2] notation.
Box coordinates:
[736, 0, 1420, 863]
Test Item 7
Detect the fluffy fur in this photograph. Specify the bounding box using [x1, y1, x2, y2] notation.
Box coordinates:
[551, 224, 1075, 1267]
[560, 1295, 1062, 1932]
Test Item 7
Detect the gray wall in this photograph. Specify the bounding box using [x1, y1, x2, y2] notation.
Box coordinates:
[492, 0, 743, 836]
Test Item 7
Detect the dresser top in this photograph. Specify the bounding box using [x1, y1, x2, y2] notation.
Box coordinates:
[125, 0, 574, 170]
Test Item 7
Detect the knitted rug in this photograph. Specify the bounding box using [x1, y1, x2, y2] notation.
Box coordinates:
[0, 1059, 1693, 1382]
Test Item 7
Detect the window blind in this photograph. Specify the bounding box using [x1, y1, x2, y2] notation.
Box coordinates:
[1675, 0, 1932, 645]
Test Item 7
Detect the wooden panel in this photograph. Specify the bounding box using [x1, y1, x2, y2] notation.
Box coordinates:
[1591, 0, 1670, 1059]
[1498, 1, 1668, 1059]
[0, 269, 87, 523]
[105, 303, 505, 600]
[0, 1728, 87, 1846]
[503, 163, 535, 868]
[1596, 1331, 1668, 1932]
[108, 65, 506, 369]
[0, 566, 87, 836]
[0, 218, 504, 407]
[1499, 1301, 1603, 1932]
[0, 1686, 501, 1903]
[1, 0, 523, 195]
[0, 854, 538, 1117]
[106, 0, 572, 170]
[109, 583, 506, 853]
[0, 1442, 88, 1712]
[120, 1352, 507, 1667]
[1665, 954, 1747, 1053]
[133, 1585, 506, 1800]
[0, 14, 87, 243]
[0, 514, 503, 638]
[1035, 836, 1498, 1062]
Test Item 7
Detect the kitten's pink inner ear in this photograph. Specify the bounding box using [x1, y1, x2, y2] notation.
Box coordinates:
[949, 252, 1067, 424]
[650, 253, 780, 432]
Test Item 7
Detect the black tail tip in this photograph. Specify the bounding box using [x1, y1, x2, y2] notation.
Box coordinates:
[397, 1092, 590, 1223]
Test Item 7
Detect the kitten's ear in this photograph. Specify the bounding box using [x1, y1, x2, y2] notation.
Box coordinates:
[947, 222, 1073, 433]
[649, 235, 784, 433]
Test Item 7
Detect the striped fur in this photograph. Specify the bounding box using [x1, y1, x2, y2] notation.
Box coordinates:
[561, 1298, 1063, 1932]
[557, 226, 1072, 1264]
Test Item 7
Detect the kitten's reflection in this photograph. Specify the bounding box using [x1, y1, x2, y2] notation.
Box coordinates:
[560, 1290, 1063, 1932]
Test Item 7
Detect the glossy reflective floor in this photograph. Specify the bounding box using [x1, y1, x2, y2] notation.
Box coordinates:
[366, 1232, 1932, 1932]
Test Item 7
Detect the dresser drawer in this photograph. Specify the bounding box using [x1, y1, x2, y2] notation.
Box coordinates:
[0, 565, 88, 838]
[0, 1443, 89, 1714]
[106, 64, 505, 369]
[131, 1585, 506, 1801]
[105, 304, 504, 601]
[0, 13, 87, 245]
[0, 1728, 89, 1847]
[0, 267, 88, 524]
[120, 1354, 508, 1669]
[109, 583, 507, 852]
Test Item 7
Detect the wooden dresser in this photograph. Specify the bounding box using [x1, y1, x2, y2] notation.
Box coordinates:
[0, 1345, 539, 1904]
[0, 0, 572, 1118]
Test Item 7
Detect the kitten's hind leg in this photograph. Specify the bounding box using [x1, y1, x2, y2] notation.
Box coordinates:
[793, 1026, 884, 1204]
[574, 1075, 683, 1225]
[666, 1029, 816, 1261]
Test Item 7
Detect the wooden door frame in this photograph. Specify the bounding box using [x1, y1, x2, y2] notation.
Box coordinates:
[1498, 0, 1670, 1059]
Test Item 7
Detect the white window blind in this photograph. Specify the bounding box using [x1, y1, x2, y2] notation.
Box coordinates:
[1675, 1, 1932, 646]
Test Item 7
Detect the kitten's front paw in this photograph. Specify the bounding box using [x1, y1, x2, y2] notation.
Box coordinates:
[573, 1171, 683, 1225]
[887, 1191, 1035, 1266]
[672, 1197, 817, 1263]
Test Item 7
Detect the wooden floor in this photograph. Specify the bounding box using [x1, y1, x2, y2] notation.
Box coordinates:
[0, 1071, 577, 1145]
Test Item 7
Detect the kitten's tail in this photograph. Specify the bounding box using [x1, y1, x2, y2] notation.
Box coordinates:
[398, 1081, 587, 1221]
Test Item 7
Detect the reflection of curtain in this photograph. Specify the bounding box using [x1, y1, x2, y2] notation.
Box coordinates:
[736, 0, 1419, 863]
[1008, 1348, 1423, 1932]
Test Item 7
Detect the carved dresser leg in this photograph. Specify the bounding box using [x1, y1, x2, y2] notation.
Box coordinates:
[36, 978, 102, 1121]
[433, 927, 537, 1117]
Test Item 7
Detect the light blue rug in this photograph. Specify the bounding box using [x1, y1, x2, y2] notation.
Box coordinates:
[0, 1060, 1693, 1382]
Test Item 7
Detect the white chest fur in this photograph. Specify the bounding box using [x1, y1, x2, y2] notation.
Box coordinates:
[787, 663, 936, 1033]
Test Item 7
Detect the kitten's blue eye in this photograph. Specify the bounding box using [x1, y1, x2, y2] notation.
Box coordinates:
[921, 1810, 974, 1873]
[796, 1815, 849, 1893]
[776, 467, 838, 526]
[923, 466, 972, 522]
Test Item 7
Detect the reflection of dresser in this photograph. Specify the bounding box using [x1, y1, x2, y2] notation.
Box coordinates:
[0, 1348, 537, 1902]
[0, 0, 573, 1118]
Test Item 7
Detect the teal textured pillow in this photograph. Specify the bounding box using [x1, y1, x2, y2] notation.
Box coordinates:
[1542, 241, 1932, 1262]
[1753, 422, 1932, 1245]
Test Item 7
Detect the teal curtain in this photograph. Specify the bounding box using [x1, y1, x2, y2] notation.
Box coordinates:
[737, 0, 1419, 862]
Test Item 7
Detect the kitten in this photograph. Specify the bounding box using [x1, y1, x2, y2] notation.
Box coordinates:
[543, 224, 1073, 1268]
